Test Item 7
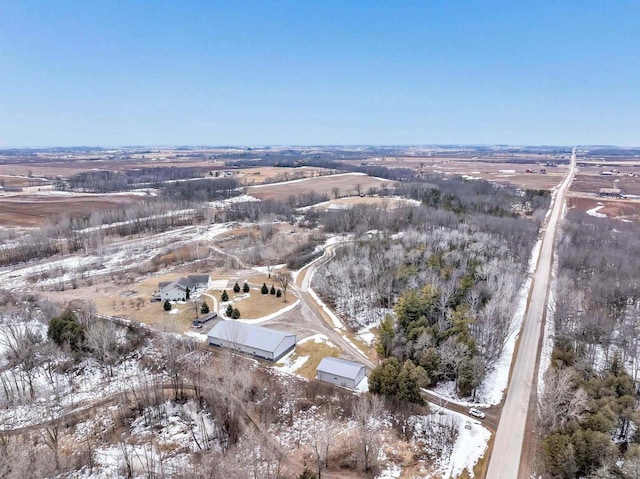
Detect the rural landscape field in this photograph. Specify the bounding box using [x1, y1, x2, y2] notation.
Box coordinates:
[2, 2, 639, 478]
[1, 143, 640, 479]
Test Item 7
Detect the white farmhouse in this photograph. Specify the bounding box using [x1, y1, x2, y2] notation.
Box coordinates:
[156, 274, 210, 302]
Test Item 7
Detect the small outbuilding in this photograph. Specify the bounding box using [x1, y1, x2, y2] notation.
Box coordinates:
[207, 321, 296, 361]
[316, 357, 367, 389]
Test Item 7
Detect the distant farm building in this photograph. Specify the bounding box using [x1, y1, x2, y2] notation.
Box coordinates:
[155, 274, 210, 302]
[598, 180, 623, 198]
[207, 321, 296, 361]
[316, 357, 367, 389]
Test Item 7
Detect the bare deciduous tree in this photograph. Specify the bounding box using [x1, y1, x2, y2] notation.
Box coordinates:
[274, 270, 292, 302]
[353, 394, 384, 473]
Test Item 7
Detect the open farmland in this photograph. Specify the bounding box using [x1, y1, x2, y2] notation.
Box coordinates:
[570, 173, 640, 196]
[247, 172, 395, 201]
[0, 156, 220, 179]
[0, 191, 147, 226]
[234, 166, 333, 185]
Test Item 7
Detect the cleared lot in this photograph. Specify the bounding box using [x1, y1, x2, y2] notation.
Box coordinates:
[247, 172, 395, 201]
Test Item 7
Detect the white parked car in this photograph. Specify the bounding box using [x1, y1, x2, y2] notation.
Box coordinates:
[468, 408, 485, 419]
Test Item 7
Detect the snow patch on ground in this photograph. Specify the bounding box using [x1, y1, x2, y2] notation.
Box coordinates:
[208, 194, 260, 208]
[275, 354, 309, 374]
[443, 412, 491, 478]
[298, 333, 334, 346]
[586, 203, 607, 218]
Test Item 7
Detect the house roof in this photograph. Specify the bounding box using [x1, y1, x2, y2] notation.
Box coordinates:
[207, 321, 295, 353]
[316, 357, 366, 381]
[160, 277, 195, 293]
[160, 275, 209, 293]
[188, 274, 210, 284]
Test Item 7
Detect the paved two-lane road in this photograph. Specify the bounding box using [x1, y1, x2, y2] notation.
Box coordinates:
[486, 149, 577, 479]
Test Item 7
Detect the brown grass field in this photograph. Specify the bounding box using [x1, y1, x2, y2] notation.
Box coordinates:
[0, 192, 146, 226]
[235, 166, 332, 185]
[247, 173, 396, 201]
[567, 195, 640, 223]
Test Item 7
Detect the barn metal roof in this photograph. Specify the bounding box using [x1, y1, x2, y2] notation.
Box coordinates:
[316, 357, 366, 380]
[207, 321, 295, 353]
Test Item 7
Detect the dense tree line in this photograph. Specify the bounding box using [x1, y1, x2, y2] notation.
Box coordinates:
[62, 167, 208, 192]
[538, 212, 640, 478]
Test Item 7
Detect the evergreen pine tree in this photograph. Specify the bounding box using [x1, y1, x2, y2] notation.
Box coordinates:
[243, 281, 250, 293]
[226, 303, 233, 317]
[276, 289, 282, 298]
[261, 283, 269, 294]
[231, 307, 241, 319]
[200, 302, 209, 314]
[221, 290, 229, 302]
[270, 285, 276, 295]
[298, 467, 317, 479]
[163, 300, 172, 311]
[185, 287, 190, 300]
[233, 282, 240, 293]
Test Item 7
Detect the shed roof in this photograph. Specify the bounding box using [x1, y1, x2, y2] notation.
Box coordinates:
[316, 357, 366, 381]
[598, 188, 622, 194]
[207, 321, 295, 353]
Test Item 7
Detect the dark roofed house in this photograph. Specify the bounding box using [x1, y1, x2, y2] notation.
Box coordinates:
[187, 274, 210, 290]
[207, 321, 296, 361]
[316, 357, 367, 389]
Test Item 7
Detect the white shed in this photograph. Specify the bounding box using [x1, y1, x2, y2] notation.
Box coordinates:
[316, 357, 367, 389]
[207, 321, 296, 361]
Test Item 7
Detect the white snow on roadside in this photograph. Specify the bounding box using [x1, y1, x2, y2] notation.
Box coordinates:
[430, 234, 542, 407]
[308, 287, 345, 330]
[443, 411, 491, 478]
[586, 204, 607, 218]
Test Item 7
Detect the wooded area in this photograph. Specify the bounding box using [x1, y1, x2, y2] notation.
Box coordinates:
[538, 212, 640, 478]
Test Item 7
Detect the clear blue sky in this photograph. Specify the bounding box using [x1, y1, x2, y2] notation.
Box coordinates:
[0, 1, 638, 147]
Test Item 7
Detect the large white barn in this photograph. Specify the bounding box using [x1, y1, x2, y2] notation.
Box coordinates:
[207, 321, 296, 361]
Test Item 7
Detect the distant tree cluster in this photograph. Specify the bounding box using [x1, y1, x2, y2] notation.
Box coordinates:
[63, 166, 207, 193]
